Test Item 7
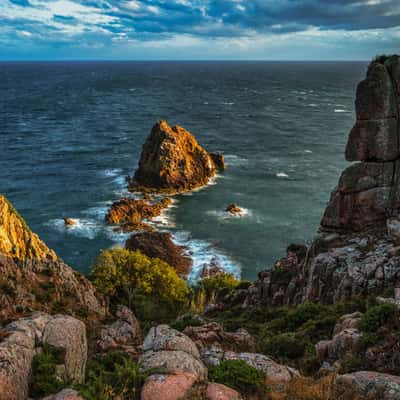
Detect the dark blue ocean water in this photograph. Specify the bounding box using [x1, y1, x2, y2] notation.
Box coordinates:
[0, 61, 366, 280]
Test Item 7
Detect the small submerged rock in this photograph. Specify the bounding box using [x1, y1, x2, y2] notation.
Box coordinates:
[226, 203, 242, 215]
[63, 218, 77, 226]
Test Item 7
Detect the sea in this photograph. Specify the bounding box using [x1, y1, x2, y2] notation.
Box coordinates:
[0, 61, 367, 282]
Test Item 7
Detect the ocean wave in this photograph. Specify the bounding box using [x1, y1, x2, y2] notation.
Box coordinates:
[46, 218, 102, 240]
[102, 168, 123, 178]
[172, 231, 241, 283]
[224, 154, 248, 166]
[334, 109, 349, 113]
[276, 172, 289, 178]
[222, 102, 235, 105]
[206, 207, 253, 221]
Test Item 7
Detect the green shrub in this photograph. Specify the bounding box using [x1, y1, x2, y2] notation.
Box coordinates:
[90, 248, 189, 308]
[262, 333, 307, 360]
[77, 352, 147, 400]
[286, 302, 325, 330]
[198, 273, 240, 297]
[29, 345, 68, 399]
[208, 359, 265, 394]
[171, 313, 203, 332]
[358, 303, 398, 333]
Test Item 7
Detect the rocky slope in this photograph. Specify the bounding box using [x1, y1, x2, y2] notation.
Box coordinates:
[237, 56, 400, 307]
[0, 194, 107, 322]
[131, 120, 224, 193]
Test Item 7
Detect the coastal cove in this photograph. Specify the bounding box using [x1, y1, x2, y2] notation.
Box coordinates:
[0, 61, 366, 279]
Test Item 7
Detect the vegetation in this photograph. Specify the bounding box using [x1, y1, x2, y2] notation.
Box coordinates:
[371, 54, 395, 65]
[208, 359, 266, 394]
[90, 248, 189, 327]
[29, 345, 69, 399]
[77, 352, 148, 400]
[358, 303, 398, 333]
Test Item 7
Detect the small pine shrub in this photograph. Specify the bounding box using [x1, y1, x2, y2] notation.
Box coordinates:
[208, 359, 266, 394]
[358, 303, 398, 333]
[29, 344, 68, 399]
[262, 332, 307, 360]
[171, 313, 203, 331]
[77, 352, 147, 400]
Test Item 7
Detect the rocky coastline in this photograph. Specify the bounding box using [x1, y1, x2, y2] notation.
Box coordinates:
[1, 55, 400, 400]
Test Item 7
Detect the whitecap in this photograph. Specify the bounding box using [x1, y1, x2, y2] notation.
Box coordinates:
[276, 172, 289, 178]
[224, 154, 248, 166]
[102, 168, 123, 178]
[304, 150, 313, 154]
[334, 109, 348, 113]
[222, 102, 235, 105]
[172, 231, 241, 284]
[129, 88, 137, 92]
[46, 218, 102, 240]
[308, 103, 318, 107]
[206, 207, 252, 220]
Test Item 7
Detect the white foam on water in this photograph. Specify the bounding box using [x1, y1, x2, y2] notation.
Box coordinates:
[206, 207, 253, 221]
[222, 102, 235, 105]
[129, 88, 137, 92]
[46, 218, 102, 240]
[334, 109, 349, 113]
[102, 168, 123, 178]
[172, 231, 241, 284]
[276, 172, 289, 178]
[308, 103, 318, 107]
[224, 154, 248, 166]
[304, 150, 313, 153]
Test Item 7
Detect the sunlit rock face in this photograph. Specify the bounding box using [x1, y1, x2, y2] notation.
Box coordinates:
[0, 194, 57, 261]
[133, 120, 219, 193]
[0, 194, 107, 322]
[322, 55, 400, 232]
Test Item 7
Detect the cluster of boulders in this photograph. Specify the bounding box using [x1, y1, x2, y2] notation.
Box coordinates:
[0, 313, 87, 400]
[106, 197, 172, 232]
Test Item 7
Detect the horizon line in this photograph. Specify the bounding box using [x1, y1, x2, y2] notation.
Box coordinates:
[0, 59, 369, 62]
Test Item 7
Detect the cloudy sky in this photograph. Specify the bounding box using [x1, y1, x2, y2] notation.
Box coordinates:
[0, 0, 399, 60]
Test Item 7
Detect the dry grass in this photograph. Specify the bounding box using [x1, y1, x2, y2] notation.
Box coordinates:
[265, 374, 366, 400]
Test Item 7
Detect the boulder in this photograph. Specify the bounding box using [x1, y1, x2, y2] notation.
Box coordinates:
[141, 373, 199, 400]
[0, 313, 87, 400]
[133, 120, 218, 193]
[210, 153, 226, 171]
[97, 305, 142, 357]
[336, 371, 400, 400]
[206, 383, 242, 400]
[42, 315, 87, 384]
[183, 322, 257, 354]
[42, 389, 84, 400]
[222, 352, 300, 384]
[125, 232, 192, 277]
[140, 325, 207, 399]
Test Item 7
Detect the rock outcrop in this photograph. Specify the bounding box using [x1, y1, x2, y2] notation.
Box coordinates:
[97, 305, 142, 357]
[106, 197, 171, 232]
[42, 389, 84, 400]
[322, 56, 400, 232]
[0, 194, 107, 322]
[336, 371, 400, 400]
[139, 325, 207, 400]
[0, 313, 87, 400]
[125, 231, 192, 277]
[132, 121, 221, 193]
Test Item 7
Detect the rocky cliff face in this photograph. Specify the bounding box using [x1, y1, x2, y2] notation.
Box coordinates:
[0, 195, 57, 261]
[0, 194, 107, 322]
[234, 56, 400, 307]
[132, 120, 222, 193]
[321, 56, 400, 232]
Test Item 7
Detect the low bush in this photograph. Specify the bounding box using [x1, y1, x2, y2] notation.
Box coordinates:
[77, 352, 147, 400]
[208, 359, 266, 394]
[358, 303, 398, 333]
[262, 332, 307, 360]
[29, 344, 68, 399]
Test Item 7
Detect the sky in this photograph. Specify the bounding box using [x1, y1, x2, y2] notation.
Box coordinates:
[0, 0, 399, 60]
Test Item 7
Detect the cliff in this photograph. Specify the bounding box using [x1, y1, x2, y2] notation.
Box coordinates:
[241, 55, 400, 307]
[132, 120, 223, 193]
[0, 194, 107, 322]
